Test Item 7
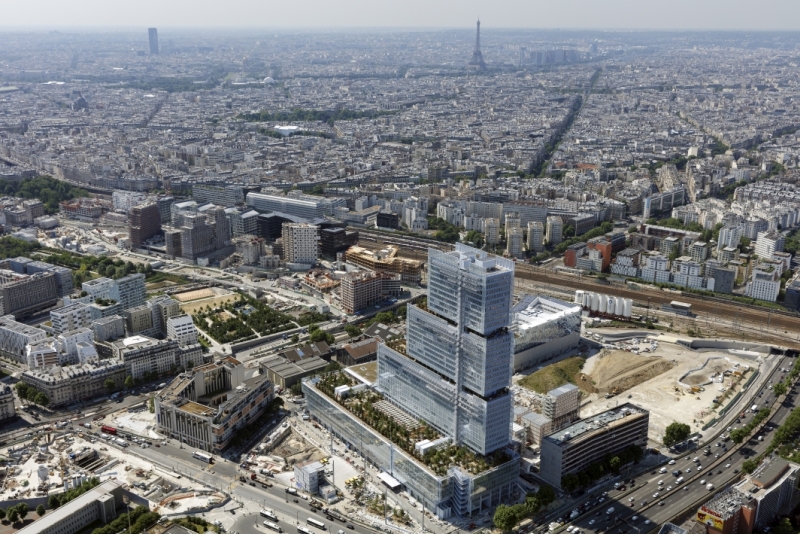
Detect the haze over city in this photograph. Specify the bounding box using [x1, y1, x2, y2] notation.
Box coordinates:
[4, 3, 800, 534]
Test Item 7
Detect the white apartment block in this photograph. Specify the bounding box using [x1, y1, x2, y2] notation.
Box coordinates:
[50, 303, 92, 335]
[0, 315, 46, 363]
[282, 223, 319, 265]
[747, 270, 780, 302]
[507, 227, 524, 258]
[485, 218, 500, 245]
[717, 225, 742, 251]
[167, 314, 198, 345]
[504, 212, 521, 236]
[755, 231, 785, 259]
[527, 221, 544, 253]
[546, 216, 563, 245]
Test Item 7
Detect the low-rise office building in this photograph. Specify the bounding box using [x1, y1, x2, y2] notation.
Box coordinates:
[511, 295, 582, 371]
[539, 403, 649, 489]
[154, 357, 275, 452]
[14, 479, 125, 534]
[51, 303, 93, 335]
[0, 270, 58, 318]
[259, 353, 329, 389]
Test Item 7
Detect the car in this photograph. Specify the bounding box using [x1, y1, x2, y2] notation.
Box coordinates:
[631, 516, 638, 521]
[644, 520, 651, 525]
[667, 486, 672, 491]
[697, 464, 702, 470]
[725, 463, 731, 468]
[685, 486, 689, 491]
[641, 500, 647, 506]
[668, 459, 676, 464]
[653, 492, 659, 498]
[686, 467, 692, 473]
[715, 454, 719, 458]
[589, 520, 596, 526]
[346, 525, 354, 530]
[628, 497, 635, 502]
[250, 482, 256, 486]
[700, 479, 706, 485]
[734, 469, 740, 473]
[659, 501, 665, 506]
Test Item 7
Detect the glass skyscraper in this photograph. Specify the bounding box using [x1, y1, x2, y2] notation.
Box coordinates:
[377, 243, 514, 455]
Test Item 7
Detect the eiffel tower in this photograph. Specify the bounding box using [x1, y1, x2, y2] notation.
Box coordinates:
[469, 19, 486, 70]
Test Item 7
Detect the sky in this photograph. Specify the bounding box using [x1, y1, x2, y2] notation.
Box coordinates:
[4, 0, 800, 31]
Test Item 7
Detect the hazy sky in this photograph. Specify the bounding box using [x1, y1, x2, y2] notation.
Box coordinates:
[4, 0, 800, 30]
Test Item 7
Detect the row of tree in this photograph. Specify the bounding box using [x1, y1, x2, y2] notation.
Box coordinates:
[560, 445, 644, 492]
[47, 478, 100, 509]
[14, 382, 49, 406]
[90, 504, 159, 534]
[0, 502, 45, 524]
[493, 485, 556, 532]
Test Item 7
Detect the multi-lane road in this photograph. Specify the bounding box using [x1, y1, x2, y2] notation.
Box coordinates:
[561, 354, 795, 533]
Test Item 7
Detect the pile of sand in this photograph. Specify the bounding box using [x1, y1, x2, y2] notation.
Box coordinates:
[589, 350, 675, 394]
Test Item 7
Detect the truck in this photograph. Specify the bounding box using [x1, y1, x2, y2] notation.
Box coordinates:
[569, 509, 580, 520]
[706, 483, 714, 491]
[752, 404, 759, 412]
[606, 507, 615, 515]
[115, 438, 127, 447]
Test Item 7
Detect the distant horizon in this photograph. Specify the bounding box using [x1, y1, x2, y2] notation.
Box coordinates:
[4, 0, 800, 32]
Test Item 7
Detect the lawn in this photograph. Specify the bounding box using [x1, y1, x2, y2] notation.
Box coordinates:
[518, 357, 586, 394]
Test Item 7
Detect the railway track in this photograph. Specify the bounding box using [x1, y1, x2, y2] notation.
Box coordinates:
[350, 230, 800, 336]
[515, 266, 800, 336]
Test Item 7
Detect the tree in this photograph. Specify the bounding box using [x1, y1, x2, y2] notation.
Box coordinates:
[14, 382, 30, 402]
[36, 505, 45, 517]
[148, 397, 155, 414]
[730, 428, 748, 444]
[0, 508, 5, 521]
[7, 508, 18, 524]
[48, 494, 60, 510]
[663, 421, 691, 447]
[344, 324, 361, 339]
[124, 376, 135, 390]
[773, 518, 794, 534]
[493, 504, 518, 532]
[291, 334, 299, 343]
[773, 382, 788, 396]
[742, 459, 759, 474]
[564, 225, 575, 238]
[34, 393, 49, 407]
[16, 503, 28, 521]
[609, 456, 621, 472]
[104, 379, 116, 393]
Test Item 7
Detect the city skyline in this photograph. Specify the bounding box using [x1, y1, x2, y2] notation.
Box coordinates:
[3, 0, 800, 31]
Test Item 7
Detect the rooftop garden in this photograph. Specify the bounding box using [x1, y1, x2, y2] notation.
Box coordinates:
[315, 371, 510, 476]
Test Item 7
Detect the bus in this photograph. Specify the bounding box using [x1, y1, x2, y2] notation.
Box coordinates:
[260, 510, 278, 521]
[297, 527, 312, 534]
[263, 522, 282, 532]
[192, 451, 213, 463]
[101, 425, 117, 435]
[307, 518, 326, 531]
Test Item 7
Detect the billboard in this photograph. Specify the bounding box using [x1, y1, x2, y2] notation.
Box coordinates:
[696, 506, 725, 530]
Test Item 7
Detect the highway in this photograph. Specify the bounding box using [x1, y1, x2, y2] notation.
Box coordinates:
[559, 354, 796, 533]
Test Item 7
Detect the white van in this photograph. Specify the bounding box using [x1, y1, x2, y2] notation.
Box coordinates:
[676, 477, 684, 484]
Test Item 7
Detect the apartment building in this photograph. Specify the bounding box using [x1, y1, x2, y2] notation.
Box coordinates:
[506, 227, 524, 258]
[0, 315, 47, 363]
[51, 303, 93, 335]
[155, 357, 275, 452]
[339, 271, 401, 314]
[110, 336, 201, 379]
[485, 218, 500, 245]
[0, 384, 16, 422]
[282, 223, 319, 265]
[22, 359, 127, 406]
[91, 315, 125, 342]
[344, 245, 423, 284]
[129, 202, 161, 250]
[546, 216, 563, 245]
[167, 314, 198, 345]
[527, 221, 544, 253]
[539, 403, 649, 488]
[543, 384, 581, 430]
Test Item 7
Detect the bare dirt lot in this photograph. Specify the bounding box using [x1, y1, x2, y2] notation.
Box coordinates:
[579, 334, 760, 443]
[588, 350, 676, 394]
[272, 429, 324, 466]
[178, 289, 240, 315]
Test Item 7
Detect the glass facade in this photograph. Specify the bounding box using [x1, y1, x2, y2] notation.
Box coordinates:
[303, 378, 518, 518]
